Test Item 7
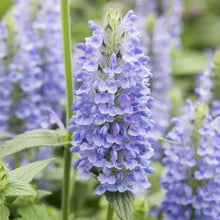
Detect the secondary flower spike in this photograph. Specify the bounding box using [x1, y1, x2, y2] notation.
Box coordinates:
[155, 101, 220, 220]
[69, 9, 155, 195]
[136, 0, 183, 160]
[8, 0, 65, 132]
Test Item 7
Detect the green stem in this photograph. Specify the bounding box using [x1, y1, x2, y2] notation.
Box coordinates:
[14, 153, 20, 168]
[60, 0, 74, 219]
[107, 205, 114, 220]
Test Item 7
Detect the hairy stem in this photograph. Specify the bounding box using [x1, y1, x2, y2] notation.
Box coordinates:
[107, 204, 114, 220]
[60, 0, 74, 219]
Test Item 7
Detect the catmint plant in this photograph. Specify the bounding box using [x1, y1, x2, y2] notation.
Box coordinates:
[135, 0, 183, 159]
[154, 101, 220, 220]
[69, 9, 155, 195]
[4, 0, 65, 133]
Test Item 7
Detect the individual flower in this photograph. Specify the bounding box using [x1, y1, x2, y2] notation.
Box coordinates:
[69, 9, 155, 195]
[155, 101, 220, 220]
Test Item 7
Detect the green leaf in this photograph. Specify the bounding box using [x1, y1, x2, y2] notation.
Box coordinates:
[0, 132, 12, 141]
[105, 191, 134, 220]
[36, 190, 52, 200]
[10, 158, 54, 183]
[0, 0, 13, 19]
[47, 206, 61, 220]
[213, 51, 220, 74]
[18, 204, 48, 220]
[157, 137, 179, 144]
[0, 129, 69, 158]
[2, 181, 36, 197]
[133, 197, 147, 220]
[182, 16, 220, 50]
[0, 205, 10, 220]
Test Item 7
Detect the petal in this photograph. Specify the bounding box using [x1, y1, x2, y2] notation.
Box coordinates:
[94, 184, 106, 195]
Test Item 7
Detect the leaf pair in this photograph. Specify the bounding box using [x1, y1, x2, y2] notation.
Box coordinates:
[0, 159, 54, 220]
[0, 129, 69, 159]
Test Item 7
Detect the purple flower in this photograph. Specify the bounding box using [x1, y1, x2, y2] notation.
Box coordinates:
[156, 101, 220, 220]
[6, 0, 65, 132]
[135, 0, 183, 160]
[0, 23, 12, 132]
[69, 9, 155, 195]
[195, 51, 220, 118]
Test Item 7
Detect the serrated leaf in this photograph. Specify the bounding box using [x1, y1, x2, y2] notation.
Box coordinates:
[36, 190, 52, 200]
[0, 132, 13, 141]
[18, 204, 48, 220]
[2, 181, 36, 197]
[0, 129, 69, 159]
[9, 158, 54, 183]
[0, 205, 10, 220]
[105, 191, 134, 220]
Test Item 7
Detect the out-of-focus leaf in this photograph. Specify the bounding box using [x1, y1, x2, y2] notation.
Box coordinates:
[133, 197, 147, 220]
[2, 181, 36, 197]
[0, 205, 10, 220]
[0, 132, 12, 140]
[0, 0, 13, 19]
[47, 206, 61, 220]
[0, 129, 69, 158]
[36, 190, 52, 200]
[9, 158, 54, 183]
[182, 15, 220, 50]
[18, 204, 48, 220]
[172, 50, 208, 75]
[213, 51, 220, 74]
[157, 137, 179, 145]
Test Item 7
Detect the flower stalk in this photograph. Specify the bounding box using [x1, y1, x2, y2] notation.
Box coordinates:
[107, 204, 114, 220]
[60, 0, 74, 219]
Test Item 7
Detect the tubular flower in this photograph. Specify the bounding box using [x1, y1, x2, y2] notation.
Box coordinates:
[136, 0, 183, 159]
[156, 101, 220, 220]
[69, 9, 155, 195]
[7, 0, 65, 132]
